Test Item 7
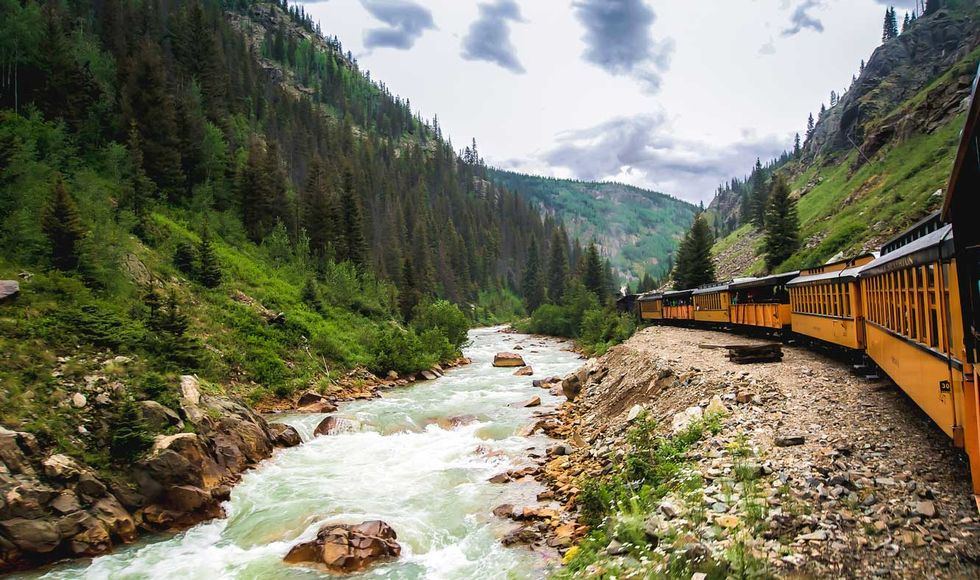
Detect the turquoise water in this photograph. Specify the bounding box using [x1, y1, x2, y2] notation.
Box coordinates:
[37, 327, 581, 580]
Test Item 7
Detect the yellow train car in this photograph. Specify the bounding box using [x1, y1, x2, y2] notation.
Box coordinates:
[693, 283, 732, 324]
[730, 272, 798, 330]
[662, 290, 694, 321]
[786, 254, 875, 349]
[859, 222, 970, 453]
[637, 293, 664, 321]
[940, 68, 979, 501]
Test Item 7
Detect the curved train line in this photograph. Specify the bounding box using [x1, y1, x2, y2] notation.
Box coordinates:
[628, 65, 980, 506]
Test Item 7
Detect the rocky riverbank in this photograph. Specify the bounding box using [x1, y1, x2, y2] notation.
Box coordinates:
[0, 374, 300, 573]
[510, 326, 980, 578]
[0, 349, 472, 574]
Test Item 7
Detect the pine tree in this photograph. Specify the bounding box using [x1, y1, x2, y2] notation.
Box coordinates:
[793, 133, 801, 158]
[173, 242, 197, 275]
[830, 90, 838, 107]
[340, 166, 367, 267]
[197, 221, 222, 288]
[239, 137, 273, 242]
[672, 213, 715, 290]
[749, 158, 768, 228]
[763, 175, 800, 271]
[924, 0, 940, 16]
[521, 236, 546, 313]
[902, 12, 911, 32]
[859, 59, 865, 74]
[301, 156, 336, 258]
[399, 257, 420, 321]
[121, 39, 186, 200]
[109, 396, 152, 461]
[582, 242, 605, 302]
[122, 122, 155, 234]
[301, 277, 320, 310]
[806, 113, 815, 140]
[41, 180, 85, 271]
[882, 7, 898, 42]
[546, 229, 568, 302]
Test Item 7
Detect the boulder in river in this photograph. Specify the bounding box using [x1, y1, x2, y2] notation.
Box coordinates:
[513, 366, 533, 376]
[314, 416, 360, 436]
[523, 396, 541, 408]
[493, 353, 525, 367]
[284, 520, 400, 573]
[269, 423, 302, 447]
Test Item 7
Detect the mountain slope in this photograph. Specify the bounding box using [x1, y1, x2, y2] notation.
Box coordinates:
[708, 4, 980, 278]
[0, 0, 573, 568]
[488, 169, 697, 283]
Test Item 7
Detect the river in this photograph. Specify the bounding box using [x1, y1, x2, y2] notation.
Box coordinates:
[35, 327, 582, 580]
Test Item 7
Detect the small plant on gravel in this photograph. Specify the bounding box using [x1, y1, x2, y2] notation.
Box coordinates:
[562, 412, 720, 578]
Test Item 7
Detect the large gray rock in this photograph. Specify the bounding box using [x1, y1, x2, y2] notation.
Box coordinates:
[140, 400, 184, 432]
[0, 281, 18, 302]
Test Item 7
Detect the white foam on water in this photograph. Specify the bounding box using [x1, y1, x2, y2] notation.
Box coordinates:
[34, 327, 581, 580]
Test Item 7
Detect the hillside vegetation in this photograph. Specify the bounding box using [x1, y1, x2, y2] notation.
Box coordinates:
[707, 4, 979, 278]
[488, 169, 696, 283]
[0, 0, 569, 493]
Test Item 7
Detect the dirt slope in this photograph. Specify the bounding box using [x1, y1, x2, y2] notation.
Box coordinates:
[545, 325, 980, 577]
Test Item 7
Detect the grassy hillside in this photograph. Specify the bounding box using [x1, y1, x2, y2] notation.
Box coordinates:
[709, 12, 979, 276]
[487, 169, 697, 283]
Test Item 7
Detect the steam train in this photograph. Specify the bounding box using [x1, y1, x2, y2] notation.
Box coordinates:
[631, 67, 980, 505]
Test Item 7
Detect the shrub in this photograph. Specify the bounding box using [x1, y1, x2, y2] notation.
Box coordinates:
[525, 303, 576, 336]
[579, 307, 636, 355]
[45, 303, 143, 350]
[173, 241, 196, 275]
[109, 397, 153, 462]
[412, 300, 470, 352]
[367, 325, 437, 376]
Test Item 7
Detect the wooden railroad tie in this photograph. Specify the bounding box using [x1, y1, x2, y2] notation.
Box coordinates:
[698, 342, 783, 364]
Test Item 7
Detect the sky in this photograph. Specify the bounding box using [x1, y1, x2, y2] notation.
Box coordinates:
[298, 0, 924, 204]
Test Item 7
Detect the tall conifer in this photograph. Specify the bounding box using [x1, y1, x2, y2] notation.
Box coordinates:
[41, 180, 85, 271]
[763, 175, 800, 271]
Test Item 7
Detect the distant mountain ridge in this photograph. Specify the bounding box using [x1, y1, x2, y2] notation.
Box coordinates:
[487, 168, 697, 283]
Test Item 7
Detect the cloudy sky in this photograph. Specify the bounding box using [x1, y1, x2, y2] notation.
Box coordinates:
[299, 0, 922, 204]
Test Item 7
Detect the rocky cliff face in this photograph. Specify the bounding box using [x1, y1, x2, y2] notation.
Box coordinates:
[812, 8, 979, 162]
[0, 375, 298, 572]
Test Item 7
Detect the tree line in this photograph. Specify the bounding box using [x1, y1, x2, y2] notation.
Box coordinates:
[0, 0, 564, 315]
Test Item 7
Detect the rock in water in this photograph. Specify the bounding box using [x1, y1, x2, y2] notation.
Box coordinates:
[284, 520, 401, 573]
[493, 353, 526, 367]
[513, 366, 533, 376]
[523, 396, 541, 407]
[314, 416, 360, 436]
[268, 423, 302, 447]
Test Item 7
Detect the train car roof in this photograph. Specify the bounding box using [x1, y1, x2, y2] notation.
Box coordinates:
[799, 252, 876, 275]
[787, 266, 863, 286]
[636, 292, 663, 301]
[860, 224, 954, 277]
[942, 61, 980, 221]
[692, 282, 732, 295]
[730, 271, 800, 290]
[663, 289, 694, 298]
